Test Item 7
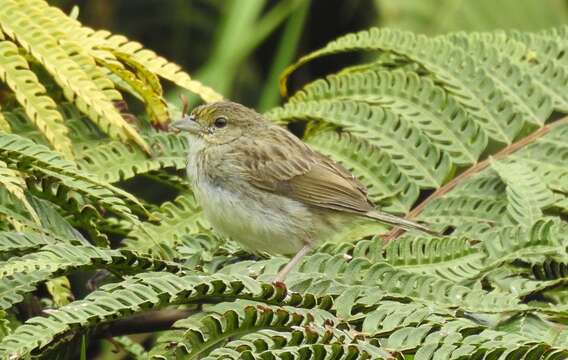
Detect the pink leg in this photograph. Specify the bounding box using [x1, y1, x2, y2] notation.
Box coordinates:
[273, 244, 312, 283]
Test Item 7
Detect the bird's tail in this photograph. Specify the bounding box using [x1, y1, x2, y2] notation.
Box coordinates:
[365, 210, 440, 236]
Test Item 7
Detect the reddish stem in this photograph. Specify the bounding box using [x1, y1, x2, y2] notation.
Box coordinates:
[383, 116, 568, 242]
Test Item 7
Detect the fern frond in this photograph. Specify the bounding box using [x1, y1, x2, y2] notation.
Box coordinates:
[281, 28, 528, 143]
[0, 160, 38, 224]
[230, 345, 386, 360]
[384, 236, 486, 282]
[0, 231, 52, 257]
[0, 132, 147, 222]
[0, 111, 9, 133]
[290, 69, 487, 166]
[0, 39, 72, 156]
[449, 32, 553, 126]
[270, 100, 451, 188]
[382, 318, 568, 359]
[96, 55, 169, 127]
[95, 33, 224, 103]
[305, 131, 419, 213]
[0, 273, 321, 358]
[482, 218, 565, 261]
[21, 0, 223, 103]
[76, 132, 188, 183]
[223, 254, 522, 313]
[45, 276, 73, 307]
[153, 303, 353, 359]
[419, 196, 508, 231]
[509, 123, 568, 194]
[492, 159, 556, 225]
[0, 0, 150, 153]
[123, 192, 207, 257]
[0, 244, 184, 311]
[509, 30, 568, 112]
[110, 336, 149, 359]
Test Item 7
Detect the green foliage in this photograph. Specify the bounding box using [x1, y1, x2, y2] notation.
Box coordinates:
[0, 0, 221, 157]
[1, 2, 568, 359]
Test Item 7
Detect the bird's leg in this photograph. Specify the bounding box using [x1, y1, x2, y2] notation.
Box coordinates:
[273, 243, 312, 284]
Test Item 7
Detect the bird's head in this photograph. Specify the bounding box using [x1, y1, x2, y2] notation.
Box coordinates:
[170, 101, 264, 145]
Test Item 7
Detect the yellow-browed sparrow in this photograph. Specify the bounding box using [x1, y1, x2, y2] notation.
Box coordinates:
[171, 101, 436, 282]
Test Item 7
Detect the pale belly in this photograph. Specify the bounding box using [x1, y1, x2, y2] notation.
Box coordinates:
[194, 180, 313, 255]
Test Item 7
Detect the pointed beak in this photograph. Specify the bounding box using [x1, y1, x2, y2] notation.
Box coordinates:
[169, 115, 202, 135]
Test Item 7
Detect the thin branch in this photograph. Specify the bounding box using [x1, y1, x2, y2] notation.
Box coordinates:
[95, 308, 197, 337]
[383, 116, 568, 242]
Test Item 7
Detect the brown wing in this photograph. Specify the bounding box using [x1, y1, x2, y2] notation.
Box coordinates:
[239, 126, 374, 214]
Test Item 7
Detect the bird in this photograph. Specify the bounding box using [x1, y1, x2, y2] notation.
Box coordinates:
[170, 101, 437, 283]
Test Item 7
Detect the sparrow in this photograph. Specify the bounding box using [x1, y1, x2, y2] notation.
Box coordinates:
[171, 101, 436, 282]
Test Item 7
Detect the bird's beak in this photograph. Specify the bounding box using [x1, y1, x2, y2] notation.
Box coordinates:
[169, 115, 202, 135]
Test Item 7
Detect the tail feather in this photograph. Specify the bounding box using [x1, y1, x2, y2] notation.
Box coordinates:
[365, 210, 440, 236]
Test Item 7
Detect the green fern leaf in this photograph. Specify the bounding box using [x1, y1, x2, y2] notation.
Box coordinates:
[0, 160, 39, 224]
[482, 218, 565, 261]
[0, 244, 184, 311]
[290, 69, 488, 166]
[305, 130, 419, 213]
[419, 195, 509, 231]
[0, 273, 317, 358]
[154, 303, 349, 359]
[96, 55, 169, 127]
[512, 29, 568, 111]
[269, 100, 451, 188]
[45, 276, 73, 306]
[0, 111, 9, 133]
[123, 191, 208, 257]
[492, 159, 555, 225]
[449, 32, 553, 126]
[0, 132, 147, 222]
[76, 132, 188, 183]
[0, 231, 52, 257]
[508, 124, 568, 195]
[281, 28, 527, 143]
[385, 236, 486, 282]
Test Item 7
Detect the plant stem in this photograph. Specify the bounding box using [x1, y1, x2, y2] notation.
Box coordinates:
[257, 1, 309, 111]
[383, 116, 568, 242]
[96, 308, 197, 337]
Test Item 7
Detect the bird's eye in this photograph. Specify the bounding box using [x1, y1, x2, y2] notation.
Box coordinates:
[213, 116, 228, 128]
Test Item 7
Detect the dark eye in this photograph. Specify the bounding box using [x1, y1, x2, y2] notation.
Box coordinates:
[213, 116, 227, 128]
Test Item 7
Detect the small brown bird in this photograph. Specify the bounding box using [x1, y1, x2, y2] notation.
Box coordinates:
[171, 101, 436, 282]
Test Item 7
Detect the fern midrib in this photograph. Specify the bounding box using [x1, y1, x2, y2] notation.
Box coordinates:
[391, 251, 485, 274]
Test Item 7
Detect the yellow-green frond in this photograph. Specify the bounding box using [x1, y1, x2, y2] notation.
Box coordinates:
[0, 160, 39, 224]
[0, 40, 72, 157]
[0, 0, 150, 154]
[97, 56, 169, 127]
[0, 110, 10, 133]
[19, 0, 223, 104]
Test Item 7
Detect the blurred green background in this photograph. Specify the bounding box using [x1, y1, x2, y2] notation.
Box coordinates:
[51, 0, 568, 111]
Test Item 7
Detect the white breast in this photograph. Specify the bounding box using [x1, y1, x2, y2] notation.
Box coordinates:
[194, 179, 311, 255]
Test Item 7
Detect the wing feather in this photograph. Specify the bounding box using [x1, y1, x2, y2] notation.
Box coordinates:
[239, 127, 374, 214]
